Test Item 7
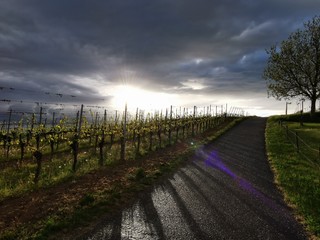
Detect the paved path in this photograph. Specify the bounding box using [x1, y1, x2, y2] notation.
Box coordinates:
[82, 118, 307, 240]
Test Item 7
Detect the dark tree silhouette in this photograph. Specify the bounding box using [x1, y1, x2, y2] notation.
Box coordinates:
[263, 16, 320, 115]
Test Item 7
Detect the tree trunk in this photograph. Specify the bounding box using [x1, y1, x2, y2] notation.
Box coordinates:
[310, 97, 316, 116]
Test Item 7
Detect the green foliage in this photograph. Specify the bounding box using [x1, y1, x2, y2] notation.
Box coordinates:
[79, 193, 95, 207]
[32, 216, 69, 240]
[273, 112, 320, 123]
[126, 167, 146, 182]
[134, 167, 146, 181]
[0, 116, 239, 201]
[266, 118, 320, 237]
[0, 231, 19, 240]
[263, 16, 320, 114]
[0, 152, 98, 201]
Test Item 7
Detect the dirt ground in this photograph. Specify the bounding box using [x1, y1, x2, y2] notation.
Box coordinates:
[0, 123, 227, 238]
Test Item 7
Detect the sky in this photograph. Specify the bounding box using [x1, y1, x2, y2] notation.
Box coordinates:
[0, 0, 319, 121]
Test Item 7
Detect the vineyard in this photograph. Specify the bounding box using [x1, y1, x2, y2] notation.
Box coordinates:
[0, 102, 243, 200]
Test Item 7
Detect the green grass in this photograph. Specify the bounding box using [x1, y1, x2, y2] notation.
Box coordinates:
[285, 122, 320, 150]
[266, 117, 320, 238]
[0, 150, 101, 201]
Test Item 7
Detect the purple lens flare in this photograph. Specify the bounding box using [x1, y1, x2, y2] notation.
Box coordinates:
[196, 148, 280, 212]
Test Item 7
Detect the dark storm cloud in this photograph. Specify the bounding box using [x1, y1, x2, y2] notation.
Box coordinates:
[0, 0, 319, 116]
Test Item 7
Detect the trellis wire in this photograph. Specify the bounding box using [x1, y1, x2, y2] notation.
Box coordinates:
[280, 121, 320, 166]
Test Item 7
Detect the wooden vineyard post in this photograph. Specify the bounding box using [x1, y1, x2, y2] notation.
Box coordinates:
[5, 109, 12, 160]
[35, 133, 40, 157]
[175, 117, 179, 142]
[39, 107, 43, 127]
[207, 105, 210, 128]
[133, 108, 138, 144]
[7, 109, 12, 135]
[36, 107, 43, 151]
[168, 105, 173, 145]
[182, 108, 185, 139]
[109, 123, 115, 151]
[192, 106, 196, 137]
[120, 103, 127, 163]
[72, 104, 83, 172]
[32, 106, 44, 183]
[78, 104, 84, 133]
[34, 116, 43, 184]
[19, 133, 26, 167]
[209, 105, 213, 128]
[157, 111, 162, 148]
[164, 108, 168, 144]
[295, 131, 299, 152]
[134, 108, 141, 156]
[94, 112, 99, 153]
[75, 110, 79, 132]
[99, 110, 107, 166]
[225, 103, 228, 117]
[136, 124, 141, 157]
[149, 127, 153, 151]
[31, 113, 35, 133]
[49, 134, 55, 161]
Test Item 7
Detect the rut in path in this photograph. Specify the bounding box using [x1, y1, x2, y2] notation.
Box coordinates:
[84, 117, 308, 240]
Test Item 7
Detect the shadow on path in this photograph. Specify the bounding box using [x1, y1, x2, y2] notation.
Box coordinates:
[83, 118, 307, 240]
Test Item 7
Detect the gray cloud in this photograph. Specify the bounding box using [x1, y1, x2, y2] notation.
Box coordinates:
[0, 0, 319, 117]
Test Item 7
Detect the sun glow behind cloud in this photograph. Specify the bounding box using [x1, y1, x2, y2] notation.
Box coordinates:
[110, 85, 180, 111]
[0, 1, 318, 118]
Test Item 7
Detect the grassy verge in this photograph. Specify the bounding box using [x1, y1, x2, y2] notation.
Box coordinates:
[1, 117, 245, 240]
[266, 116, 320, 239]
[284, 122, 320, 149]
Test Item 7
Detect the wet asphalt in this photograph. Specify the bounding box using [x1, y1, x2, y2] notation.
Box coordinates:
[81, 117, 308, 240]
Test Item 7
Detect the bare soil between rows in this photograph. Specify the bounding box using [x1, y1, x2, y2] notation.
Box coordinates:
[0, 121, 233, 238]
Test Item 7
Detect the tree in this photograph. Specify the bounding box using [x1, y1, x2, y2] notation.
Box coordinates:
[263, 16, 320, 115]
